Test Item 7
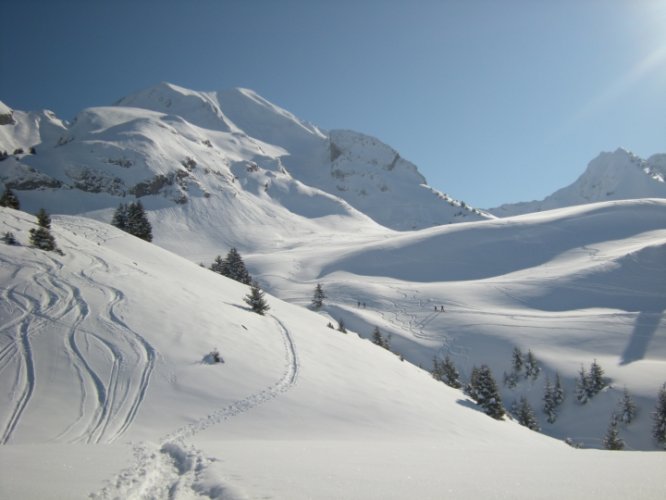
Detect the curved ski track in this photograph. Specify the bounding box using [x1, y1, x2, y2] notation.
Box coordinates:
[0, 249, 156, 445]
[92, 314, 299, 500]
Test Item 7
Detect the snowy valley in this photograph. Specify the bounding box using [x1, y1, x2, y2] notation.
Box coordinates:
[1, 84, 665, 499]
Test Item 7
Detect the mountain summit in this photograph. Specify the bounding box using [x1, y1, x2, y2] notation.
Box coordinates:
[490, 148, 666, 216]
[0, 83, 489, 235]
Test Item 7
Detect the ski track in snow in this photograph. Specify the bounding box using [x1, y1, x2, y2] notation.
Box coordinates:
[0, 242, 156, 445]
[92, 314, 299, 500]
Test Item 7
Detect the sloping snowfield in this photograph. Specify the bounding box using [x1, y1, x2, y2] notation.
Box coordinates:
[1, 202, 665, 499]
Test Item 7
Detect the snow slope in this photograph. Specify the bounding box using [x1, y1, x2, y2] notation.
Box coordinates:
[1, 206, 665, 500]
[491, 148, 666, 216]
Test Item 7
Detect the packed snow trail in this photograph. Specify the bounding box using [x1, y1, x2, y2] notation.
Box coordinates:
[91, 314, 299, 499]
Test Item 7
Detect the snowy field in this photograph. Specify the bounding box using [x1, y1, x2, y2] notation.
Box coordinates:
[1, 201, 665, 499]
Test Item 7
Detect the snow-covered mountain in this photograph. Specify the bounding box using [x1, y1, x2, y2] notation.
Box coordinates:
[490, 148, 666, 216]
[1, 205, 665, 499]
[0, 83, 489, 235]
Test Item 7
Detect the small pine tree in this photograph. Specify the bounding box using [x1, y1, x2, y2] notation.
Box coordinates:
[575, 365, 590, 404]
[243, 281, 270, 315]
[618, 388, 637, 425]
[221, 248, 252, 285]
[503, 370, 519, 389]
[210, 255, 225, 274]
[588, 359, 607, 396]
[371, 326, 390, 350]
[653, 383, 666, 448]
[36, 208, 51, 229]
[465, 366, 481, 402]
[337, 319, 347, 333]
[29, 227, 57, 252]
[475, 365, 505, 420]
[111, 203, 129, 231]
[602, 414, 625, 450]
[126, 201, 152, 242]
[2, 231, 18, 245]
[516, 396, 540, 431]
[441, 356, 462, 389]
[524, 349, 541, 380]
[554, 372, 565, 406]
[543, 376, 558, 424]
[311, 283, 326, 309]
[511, 347, 524, 374]
[0, 187, 20, 209]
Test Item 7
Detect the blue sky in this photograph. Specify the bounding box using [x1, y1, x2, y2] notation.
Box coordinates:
[1, 0, 664, 208]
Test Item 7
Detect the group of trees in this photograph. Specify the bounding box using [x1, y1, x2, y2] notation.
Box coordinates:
[432, 356, 462, 389]
[466, 365, 506, 420]
[542, 373, 565, 423]
[575, 359, 608, 404]
[504, 347, 541, 388]
[111, 202, 153, 242]
[210, 248, 252, 285]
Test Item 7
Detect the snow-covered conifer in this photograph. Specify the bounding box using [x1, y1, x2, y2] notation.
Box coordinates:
[575, 366, 590, 404]
[511, 347, 523, 374]
[516, 396, 540, 431]
[475, 365, 505, 420]
[543, 377, 558, 424]
[588, 359, 607, 396]
[311, 283, 326, 309]
[126, 201, 152, 242]
[243, 281, 270, 315]
[653, 383, 666, 448]
[524, 349, 540, 380]
[337, 319, 347, 333]
[2, 231, 17, 245]
[618, 388, 637, 425]
[554, 372, 565, 406]
[210, 255, 224, 274]
[602, 414, 624, 450]
[221, 248, 252, 285]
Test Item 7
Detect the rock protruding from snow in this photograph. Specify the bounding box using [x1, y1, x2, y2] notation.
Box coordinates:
[491, 148, 666, 217]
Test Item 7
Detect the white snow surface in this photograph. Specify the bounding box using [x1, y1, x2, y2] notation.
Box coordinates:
[491, 148, 666, 216]
[1, 198, 665, 499]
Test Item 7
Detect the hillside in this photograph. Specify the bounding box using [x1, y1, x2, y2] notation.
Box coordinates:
[491, 148, 666, 216]
[1, 206, 665, 499]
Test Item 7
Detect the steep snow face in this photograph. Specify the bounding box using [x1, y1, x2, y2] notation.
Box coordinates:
[491, 148, 666, 216]
[0, 104, 67, 155]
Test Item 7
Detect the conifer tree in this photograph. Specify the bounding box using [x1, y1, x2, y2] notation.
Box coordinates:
[465, 366, 481, 402]
[0, 186, 20, 209]
[618, 388, 637, 425]
[524, 349, 541, 380]
[440, 355, 462, 389]
[2, 231, 17, 245]
[602, 414, 624, 450]
[554, 372, 565, 406]
[111, 203, 129, 231]
[244, 281, 270, 315]
[221, 247, 251, 284]
[588, 359, 607, 396]
[337, 318, 347, 333]
[475, 365, 505, 420]
[371, 326, 390, 350]
[126, 201, 152, 242]
[516, 396, 540, 431]
[653, 383, 666, 448]
[543, 376, 558, 424]
[36, 208, 51, 229]
[209, 255, 224, 274]
[311, 283, 326, 309]
[511, 347, 524, 374]
[575, 365, 591, 404]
